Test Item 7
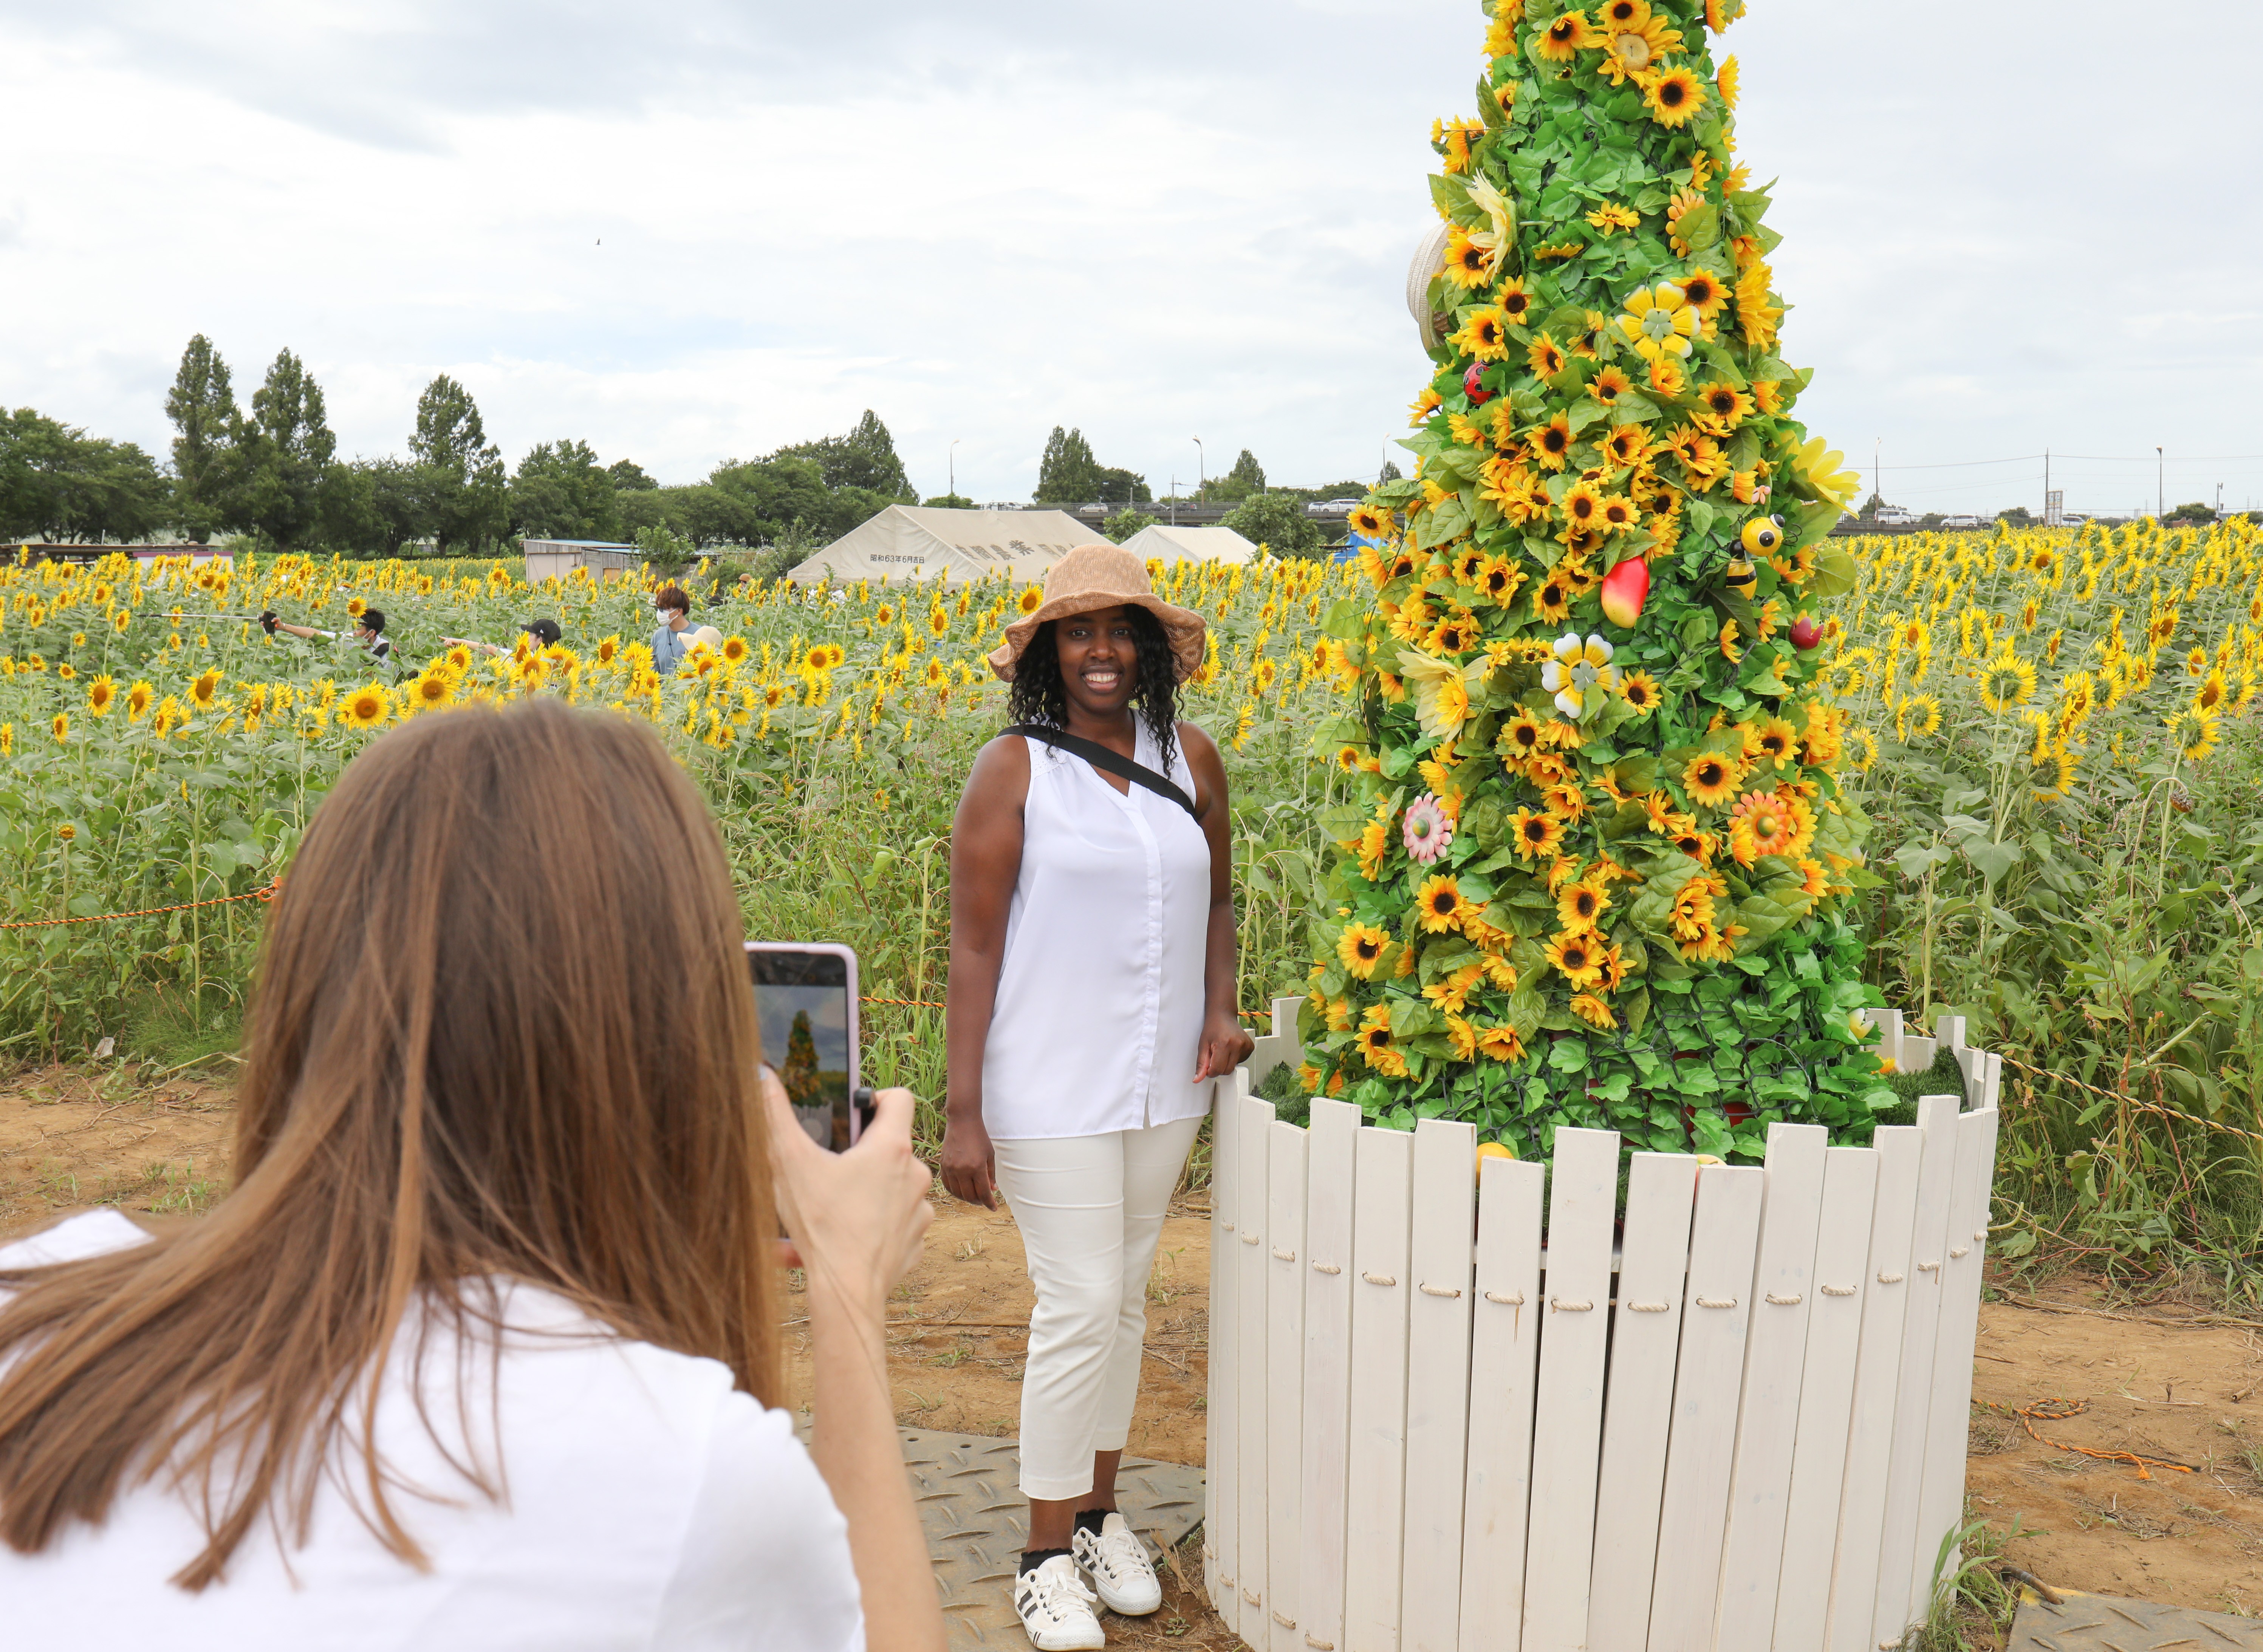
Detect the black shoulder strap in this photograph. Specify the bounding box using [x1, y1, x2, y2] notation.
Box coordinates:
[1007, 724, 1199, 820]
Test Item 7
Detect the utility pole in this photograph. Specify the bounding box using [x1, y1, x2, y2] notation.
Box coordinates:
[2157, 446, 2164, 521]
[949, 439, 960, 504]
[1873, 436, 1881, 508]
[1170, 474, 1177, 527]
[1193, 438, 1205, 511]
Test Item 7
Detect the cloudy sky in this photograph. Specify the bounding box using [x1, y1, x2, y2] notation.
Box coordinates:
[5, 0, 2260, 516]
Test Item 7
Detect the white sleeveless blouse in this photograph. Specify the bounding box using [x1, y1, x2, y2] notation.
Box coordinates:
[979, 724, 1214, 1140]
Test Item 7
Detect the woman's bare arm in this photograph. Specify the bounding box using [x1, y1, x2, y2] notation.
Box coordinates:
[1182, 722, 1255, 1080]
[941, 736, 1029, 1208]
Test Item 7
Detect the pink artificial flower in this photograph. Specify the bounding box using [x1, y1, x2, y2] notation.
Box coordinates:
[1402, 793, 1453, 865]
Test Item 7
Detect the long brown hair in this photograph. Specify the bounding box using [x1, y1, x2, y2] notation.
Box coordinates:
[0, 699, 780, 1585]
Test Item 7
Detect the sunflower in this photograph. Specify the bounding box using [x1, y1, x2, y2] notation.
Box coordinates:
[113, 609, 132, 634]
[1734, 261, 1782, 348]
[1847, 727, 1879, 772]
[1475, 1024, 1526, 1063]
[50, 711, 68, 744]
[1527, 335, 1567, 379]
[338, 684, 392, 732]
[1978, 654, 2038, 714]
[1557, 878, 1611, 932]
[1683, 750, 1742, 808]
[1528, 412, 1574, 470]
[1696, 382, 1753, 430]
[1676, 268, 1728, 322]
[1584, 202, 1640, 237]
[1500, 712, 1546, 762]
[188, 668, 222, 710]
[1599, 425, 1648, 470]
[1716, 53, 1741, 107]
[1561, 481, 1605, 532]
[1453, 307, 1512, 362]
[1356, 1003, 1407, 1077]
[1589, 365, 1635, 407]
[1337, 922, 1392, 979]
[2195, 670, 2230, 715]
[1523, 573, 1572, 627]
[1544, 929, 1606, 988]
[1478, 557, 1526, 607]
[125, 680, 153, 720]
[1443, 227, 1492, 289]
[86, 674, 116, 716]
[1646, 356, 1688, 398]
[409, 670, 455, 712]
[2174, 709, 2221, 764]
[1568, 993, 1618, 1032]
[723, 635, 750, 664]
[1416, 874, 1470, 935]
[1509, 806, 1565, 863]
[1752, 716, 1798, 766]
[1535, 10, 1601, 59]
[1608, 670, 1659, 717]
[1016, 586, 1044, 617]
[1428, 614, 1478, 655]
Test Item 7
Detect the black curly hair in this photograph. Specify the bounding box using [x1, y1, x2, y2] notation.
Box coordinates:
[1006, 607, 1182, 774]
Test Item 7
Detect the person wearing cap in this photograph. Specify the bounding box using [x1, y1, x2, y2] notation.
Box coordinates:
[261, 607, 393, 663]
[444, 618, 562, 657]
[943, 542, 1252, 1650]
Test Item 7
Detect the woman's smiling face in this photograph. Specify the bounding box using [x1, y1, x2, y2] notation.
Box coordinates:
[1053, 605, 1139, 719]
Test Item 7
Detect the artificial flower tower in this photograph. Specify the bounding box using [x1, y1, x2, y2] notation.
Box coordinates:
[1308, 0, 1880, 1160]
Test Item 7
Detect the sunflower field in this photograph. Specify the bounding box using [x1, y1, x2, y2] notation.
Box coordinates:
[2, 520, 2261, 1288]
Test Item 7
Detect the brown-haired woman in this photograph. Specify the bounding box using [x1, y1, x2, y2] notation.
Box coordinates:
[0, 699, 944, 1652]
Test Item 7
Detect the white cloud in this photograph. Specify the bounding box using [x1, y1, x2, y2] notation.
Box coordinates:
[3, 0, 2260, 513]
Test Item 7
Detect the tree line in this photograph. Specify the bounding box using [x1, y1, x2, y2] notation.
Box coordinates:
[0, 336, 924, 557]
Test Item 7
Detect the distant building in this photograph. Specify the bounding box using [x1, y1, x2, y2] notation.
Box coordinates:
[523, 539, 640, 584]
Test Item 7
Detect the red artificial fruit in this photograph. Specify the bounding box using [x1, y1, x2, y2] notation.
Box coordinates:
[1463, 362, 1493, 405]
[1789, 613, 1822, 650]
[1599, 555, 1648, 628]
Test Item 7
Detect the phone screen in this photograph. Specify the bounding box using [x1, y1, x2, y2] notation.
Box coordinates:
[746, 945, 864, 1152]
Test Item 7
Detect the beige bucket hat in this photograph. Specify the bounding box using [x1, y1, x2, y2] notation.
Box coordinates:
[987, 542, 1207, 684]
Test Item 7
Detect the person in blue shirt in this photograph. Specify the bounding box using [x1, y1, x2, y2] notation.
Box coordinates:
[650, 586, 692, 671]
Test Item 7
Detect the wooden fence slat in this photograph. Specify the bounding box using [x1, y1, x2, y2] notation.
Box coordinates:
[1588, 1152, 1700, 1652]
[1868, 1095, 1962, 1652]
[1401, 1120, 1478, 1652]
[1908, 1105, 1999, 1628]
[1268, 1123, 1310, 1652]
[1302, 1098, 1362, 1652]
[1238, 1093, 1278, 1643]
[1769, 1146, 1882, 1650]
[1457, 1154, 1545, 1652]
[1872, 1008, 1904, 1073]
[1345, 1126, 1415, 1652]
[1521, 1127, 1619, 1652]
[1822, 1125, 1923, 1652]
[1645, 1164, 1765, 1652]
[1208, 1073, 1239, 1616]
[1900, 1034, 1936, 1073]
[1714, 1124, 1830, 1647]
[1248, 995, 1305, 1091]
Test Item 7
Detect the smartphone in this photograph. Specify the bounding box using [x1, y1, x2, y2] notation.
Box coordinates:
[745, 943, 874, 1152]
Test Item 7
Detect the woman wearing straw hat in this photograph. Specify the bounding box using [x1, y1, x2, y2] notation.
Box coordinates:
[945, 542, 1252, 1650]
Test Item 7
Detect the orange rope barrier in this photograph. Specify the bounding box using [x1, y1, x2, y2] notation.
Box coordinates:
[1976, 1396, 2196, 1480]
[860, 993, 1272, 1022]
[0, 882, 280, 931]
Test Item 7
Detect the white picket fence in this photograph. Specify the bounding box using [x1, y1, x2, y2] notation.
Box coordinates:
[1203, 998, 2002, 1652]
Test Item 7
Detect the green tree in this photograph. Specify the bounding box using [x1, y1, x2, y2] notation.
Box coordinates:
[1209, 447, 1266, 504]
[0, 410, 167, 542]
[1379, 459, 1404, 483]
[511, 439, 621, 541]
[1994, 506, 2034, 527]
[923, 493, 976, 509]
[164, 334, 240, 543]
[771, 410, 915, 500]
[1096, 466, 1151, 507]
[233, 349, 336, 550]
[1103, 507, 1156, 543]
[608, 457, 658, 492]
[780, 1009, 820, 1107]
[1311, 1, 1879, 1161]
[1034, 427, 1102, 503]
[1223, 492, 1322, 558]
[2167, 500, 2214, 524]
[409, 375, 508, 554]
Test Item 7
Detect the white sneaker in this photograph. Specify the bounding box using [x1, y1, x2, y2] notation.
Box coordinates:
[1015, 1553, 1106, 1650]
[1074, 1512, 1164, 1616]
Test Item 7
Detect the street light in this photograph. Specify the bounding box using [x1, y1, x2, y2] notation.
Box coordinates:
[1193, 438, 1205, 508]
[949, 439, 960, 503]
[2157, 446, 2164, 521]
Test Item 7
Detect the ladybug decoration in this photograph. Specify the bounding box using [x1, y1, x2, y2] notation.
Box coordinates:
[1740, 513, 1785, 556]
[1463, 362, 1493, 405]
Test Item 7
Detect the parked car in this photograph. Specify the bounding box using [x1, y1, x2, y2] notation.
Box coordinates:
[1939, 514, 1983, 529]
[1874, 507, 1919, 526]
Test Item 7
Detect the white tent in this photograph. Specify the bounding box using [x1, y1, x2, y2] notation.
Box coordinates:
[1116, 523, 1258, 565]
[787, 506, 1105, 587]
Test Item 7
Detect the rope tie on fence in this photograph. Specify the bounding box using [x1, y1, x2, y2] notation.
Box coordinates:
[1483, 1290, 1525, 1306]
[0, 879, 280, 930]
[1820, 1284, 1858, 1296]
[1361, 1271, 1396, 1287]
[1997, 1052, 2263, 1147]
[1877, 1270, 1906, 1284]
[1624, 1300, 1670, 1312]
[1917, 1260, 1942, 1272]
[1765, 1292, 1803, 1306]
[1976, 1396, 2198, 1481]
[1311, 1262, 1341, 1276]
[1272, 1247, 1296, 1262]
[1418, 1284, 1462, 1298]
[1305, 1637, 1336, 1651]
[1696, 1296, 1738, 1309]
[1950, 1244, 1972, 1259]
[1239, 1232, 1260, 1245]
[1550, 1296, 1594, 1312]
[1272, 1610, 1296, 1629]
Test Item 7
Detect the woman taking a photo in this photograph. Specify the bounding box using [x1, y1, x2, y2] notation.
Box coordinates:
[0, 700, 944, 1652]
[943, 543, 1252, 1651]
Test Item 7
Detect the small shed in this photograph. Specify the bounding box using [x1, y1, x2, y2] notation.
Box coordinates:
[787, 506, 1105, 587]
[1115, 523, 1257, 565]
[523, 538, 641, 584]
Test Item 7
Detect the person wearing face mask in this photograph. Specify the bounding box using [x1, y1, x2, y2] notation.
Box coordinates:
[651, 586, 693, 671]
[260, 607, 394, 664]
[943, 543, 1252, 1650]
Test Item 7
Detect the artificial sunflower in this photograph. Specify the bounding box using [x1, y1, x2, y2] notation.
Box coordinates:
[1337, 922, 1391, 979]
[1620, 670, 1661, 713]
[1544, 929, 1606, 988]
[1529, 412, 1575, 470]
[1453, 307, 1512, 362]
[1557, 878, 1610, 932]
[1589, 365, 1635, 405]
[1727, 789, 1799, 866]
[1416, 874, 1470, 933]
[1527, 336, 1568, 378]
[1356, 1003, 1408, 1077]
[1509, 806, 1565, 863]
[1535, 10, 1601, 59]
[1683, 751, 1742, 808]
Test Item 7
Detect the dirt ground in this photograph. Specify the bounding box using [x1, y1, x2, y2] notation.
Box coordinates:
[5, 1064, 2259, 1641]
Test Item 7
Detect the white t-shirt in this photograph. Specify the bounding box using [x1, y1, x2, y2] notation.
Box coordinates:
[0, 1211, 864, 1652]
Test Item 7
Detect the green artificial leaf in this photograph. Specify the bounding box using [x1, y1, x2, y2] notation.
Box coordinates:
[1807, 541, 1859, 597]
[1322, 599, 1366, 640]
[1429, 173, 1482, 227]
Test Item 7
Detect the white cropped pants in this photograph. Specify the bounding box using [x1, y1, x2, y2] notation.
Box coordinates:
[992, 1114, 1205, 1502]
